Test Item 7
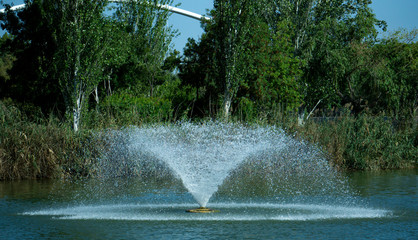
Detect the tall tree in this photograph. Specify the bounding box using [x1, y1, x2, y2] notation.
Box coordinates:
[179, 36, 217, 117]
[270, 0, 386, 110]
[113, 0, 175, 98]
[0, 33, 16, 100]
[53, 0, 111, 131]
[0, 0, 63, 114]
[178, 1, 303, 120]
[1, 0, 114, 130]
[239, 19, 302, 114]
[210, 0, 257, 119]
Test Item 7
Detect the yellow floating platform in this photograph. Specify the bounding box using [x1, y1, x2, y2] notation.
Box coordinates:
[186, 207, 220, 213]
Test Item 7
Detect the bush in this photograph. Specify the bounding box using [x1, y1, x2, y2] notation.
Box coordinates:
[98, 92, 173, 126]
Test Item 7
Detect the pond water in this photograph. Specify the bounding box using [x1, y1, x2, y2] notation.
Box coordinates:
[0, 170, 416, 239]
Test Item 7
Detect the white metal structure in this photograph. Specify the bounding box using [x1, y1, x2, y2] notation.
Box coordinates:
[0, 3, 25, 13]
[0, 1, 210, 21]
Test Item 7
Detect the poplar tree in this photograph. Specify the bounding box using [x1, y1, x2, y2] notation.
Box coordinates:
[54, 0, 110, 131]
[211, 0, 255, 119]
[114, 0, 175, 98]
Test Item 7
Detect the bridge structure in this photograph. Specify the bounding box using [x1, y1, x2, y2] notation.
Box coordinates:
[0, 1, 210, 21]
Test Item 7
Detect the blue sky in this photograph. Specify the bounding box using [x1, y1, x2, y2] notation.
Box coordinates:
[1, 0, 417, 51]
[172, 0, 418, 51]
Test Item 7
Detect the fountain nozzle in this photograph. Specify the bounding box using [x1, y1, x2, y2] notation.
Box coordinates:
[186, 207, 219, 213]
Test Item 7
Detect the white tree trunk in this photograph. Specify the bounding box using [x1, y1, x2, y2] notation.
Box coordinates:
[94, 85, 99, 104]
[223, 97, 232, 120]
[73, 95, 83, 132]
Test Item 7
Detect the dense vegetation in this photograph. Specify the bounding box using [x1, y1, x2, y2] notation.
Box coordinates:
[0, 0, 416, 179]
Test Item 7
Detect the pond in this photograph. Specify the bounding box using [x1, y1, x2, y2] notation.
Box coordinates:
[0, 170, 416, 239]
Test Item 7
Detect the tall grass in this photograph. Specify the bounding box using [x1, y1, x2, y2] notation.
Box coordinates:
[0, 101, 97, 180]
[232, 105, 416, 170]
[1, 99, 416, 180]
[287, 114, 417, 170]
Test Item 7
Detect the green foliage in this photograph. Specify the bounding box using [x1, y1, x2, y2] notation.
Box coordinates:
[239, 20, 302, 113]
[179, 1, 303, 119]
[0, 0, 176, 131]
[113, 0, 176, 98]
[178, 36, 219, 118]
[0, 33, 14, 94]
[294, 113, 417, 170]
[53, 0, 112, 131]
[0, 100, 97, 180]
[370, 29, 417, 116]
[0, 0, 416, 179]
[100, 91, 172, 125]
[276, 0, 388, 111]
[0, 1, 64, 114]
[215, 0, 275, 118]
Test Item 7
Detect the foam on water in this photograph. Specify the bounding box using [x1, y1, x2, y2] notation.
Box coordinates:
[22, 203, 390, 221]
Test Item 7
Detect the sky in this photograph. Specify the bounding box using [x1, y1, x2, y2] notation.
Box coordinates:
[1, 0, 417, 51]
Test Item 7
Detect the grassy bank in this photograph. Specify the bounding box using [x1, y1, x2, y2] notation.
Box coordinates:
[0, 101, 98, 180]
[288, 114, 417, 170]
[0, 100, 416, 180]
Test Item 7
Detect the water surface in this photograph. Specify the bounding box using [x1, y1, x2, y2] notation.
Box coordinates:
[0, 170, 416, 239]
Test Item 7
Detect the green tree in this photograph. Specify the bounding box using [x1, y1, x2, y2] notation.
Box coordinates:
[367, 29, 417, 116]
[0, 33, 15, 99]
[179, 37, 217, 117]
[384, 29, 418, 117]
[0, 0, 63, 114]
[0, 0, 115, 129]
[179, 1, 303, 119]
[289, 0, 386, 111]
[239, 20, 302, 115]
[113, 0, 175, 98]
[210, 0, 258, 119]
[53, 0, 111, 131]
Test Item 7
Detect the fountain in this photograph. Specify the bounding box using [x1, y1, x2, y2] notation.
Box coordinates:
[90, 121, 356, 214]
[4, 121, 403, 238]
[18, 121, 392, 223]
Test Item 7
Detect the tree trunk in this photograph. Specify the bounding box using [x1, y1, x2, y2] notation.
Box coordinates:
[73, 96, 82, 132]
[94, 85, 99, 104]
[223, 97, 232, 120]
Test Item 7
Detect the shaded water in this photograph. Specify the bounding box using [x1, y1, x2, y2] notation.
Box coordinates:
[0, 170, 416, 239]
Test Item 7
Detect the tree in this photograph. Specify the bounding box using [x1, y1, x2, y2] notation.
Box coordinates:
[178, 0, 303, 119]
[179, 37, 216, 117]
[1, 0, 115, 130]
[239, 20, 302, 114]
[53, 0, 111, 131]
[0, 0, 63, 114]
[210, 0, 257, 119]
[113, 0, 175, 98]
[365, 29, 417, 116]
[380, 29, 417, 117]
[287, 0, 386, 111]
[0, 33, 16, 100]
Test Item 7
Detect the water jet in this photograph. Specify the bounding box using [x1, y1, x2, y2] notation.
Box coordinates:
[94, 121, 355, 213]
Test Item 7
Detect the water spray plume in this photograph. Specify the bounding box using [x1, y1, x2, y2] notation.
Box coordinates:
[96, 121, 351, 210]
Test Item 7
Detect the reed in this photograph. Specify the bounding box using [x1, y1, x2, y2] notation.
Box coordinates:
[1, 99, 415, 180]
[290, 114, 417, 170]
[0, 101, 98, 180]
[231, 105, 416, 170]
